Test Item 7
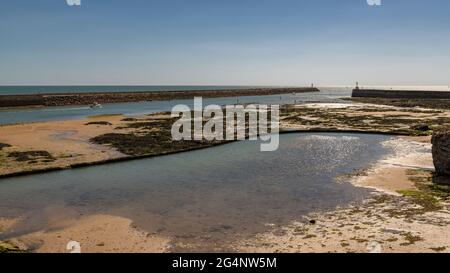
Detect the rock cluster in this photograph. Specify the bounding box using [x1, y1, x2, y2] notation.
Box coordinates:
[432, 127, 450, 176]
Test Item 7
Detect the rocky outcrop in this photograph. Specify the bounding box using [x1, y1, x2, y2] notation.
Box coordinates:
[432, 127, 450, 176]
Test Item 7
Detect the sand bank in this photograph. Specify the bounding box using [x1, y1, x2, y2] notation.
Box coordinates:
[3, 214, 169, 253]
[0, 115, 128, 177]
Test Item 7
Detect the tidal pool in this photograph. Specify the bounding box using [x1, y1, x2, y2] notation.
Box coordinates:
[0, 132, 391, 251]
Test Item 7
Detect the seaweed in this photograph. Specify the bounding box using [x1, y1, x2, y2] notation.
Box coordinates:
[91, 117, 226, 156]
[0, 143, 11, 151]
[279, 105, 450, 136]
[0, 241, 25, 253]
[92, 112, 272, 156]
[121, 118, 139, 122]
[400, 232, 424, 246]
[85, 121, 112, 126]
[8, 151, 55, 162]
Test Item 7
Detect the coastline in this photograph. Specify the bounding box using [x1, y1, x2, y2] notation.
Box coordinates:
[1, 100, 450, 253]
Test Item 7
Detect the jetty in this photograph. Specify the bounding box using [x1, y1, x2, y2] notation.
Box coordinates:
[0, 87, 319, 108]
[352, 88, 450, 99]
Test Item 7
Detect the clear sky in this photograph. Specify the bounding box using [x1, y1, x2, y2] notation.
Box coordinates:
[1, 0, 449, 86]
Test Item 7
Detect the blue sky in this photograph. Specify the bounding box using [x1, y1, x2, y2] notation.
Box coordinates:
[1, 0, 449, 86]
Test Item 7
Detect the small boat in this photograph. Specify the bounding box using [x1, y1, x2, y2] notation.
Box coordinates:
[89, 102, 103, 109]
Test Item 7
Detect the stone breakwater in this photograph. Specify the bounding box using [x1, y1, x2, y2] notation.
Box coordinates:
[0, 87, 319, 108]
[352, 89, 450, 99]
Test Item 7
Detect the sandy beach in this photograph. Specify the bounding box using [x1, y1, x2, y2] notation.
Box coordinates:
[4, 215, 169, 253]
[0, 115, 128, 177]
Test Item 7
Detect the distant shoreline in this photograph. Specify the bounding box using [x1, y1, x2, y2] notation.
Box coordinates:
[0, 87, 319, 108]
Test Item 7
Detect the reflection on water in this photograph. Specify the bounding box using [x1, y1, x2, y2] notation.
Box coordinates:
[0, 88, 351, 125]
[0, 133, 390, 251]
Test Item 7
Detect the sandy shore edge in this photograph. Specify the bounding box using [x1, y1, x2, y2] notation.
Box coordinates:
[236, 136, 450, 253]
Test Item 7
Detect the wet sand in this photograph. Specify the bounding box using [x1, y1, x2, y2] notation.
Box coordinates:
[4, 215, 169, 253]
[0, 115, 128, 176]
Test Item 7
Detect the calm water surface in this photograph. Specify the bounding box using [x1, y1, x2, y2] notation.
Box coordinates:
[0, 133, 390, 251]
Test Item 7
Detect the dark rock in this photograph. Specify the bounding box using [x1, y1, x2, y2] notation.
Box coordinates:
[432, 127, 450, 176]
[432, 176, 450, 185]
[121, 118, 138, 122]
[411, 124, 430, 132]
[85, 121, 112, 126]
[309, 219, 316, 225]
[0, 143, 11, 151]
[8, 151, 55, 162]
